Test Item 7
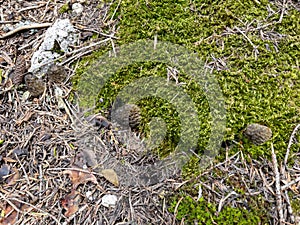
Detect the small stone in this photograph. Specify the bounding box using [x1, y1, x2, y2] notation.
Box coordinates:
[72, 3, 84, 15]
[29, 19, 79, 76]
[101, 194, 118, 208]
[243, 123, 272, 145]
[86, 191, 93, 201]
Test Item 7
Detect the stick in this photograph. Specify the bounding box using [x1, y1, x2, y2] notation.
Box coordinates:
[271, 143, 284, 224]
[284, 124, 300, 166]
[9, 197, 60, 224]
[217, 191, 238, 213]
[234, 26, 259, 60]
[284, 190, 295, 223]
[172, 197, 183, 225]
[281, 176, 300, 191]
[0, 23, 52, 39]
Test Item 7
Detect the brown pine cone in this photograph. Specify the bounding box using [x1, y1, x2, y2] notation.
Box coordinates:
[129, 105, 141, 131]
[10, 55, 27, 85]
[24, 74, 45, 97]
[112, 104, 141, 131]
[47, 64, 67, 83]
[243, 123, 272, 145]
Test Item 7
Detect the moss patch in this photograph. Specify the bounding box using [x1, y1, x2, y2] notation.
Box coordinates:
[74, 0, 300, 222]
[75, 0, 300, 159]
[169, 195, 262, 224]
[99, 0, 300, 159]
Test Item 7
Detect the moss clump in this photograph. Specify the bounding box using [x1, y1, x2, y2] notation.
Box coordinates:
[73, 0, 300, 223]
[75, 0, 300, 160]
[106, 0, 300, 159]
[291, 195, 300, 215]
[169, 196, 261, 224]
[59, 3, 70, 14]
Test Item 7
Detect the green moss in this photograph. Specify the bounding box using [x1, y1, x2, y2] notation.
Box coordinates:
[75, 0, 300, 160]
[107, 0, 300, 159]
[59, 3, 70, 14]
[73, 0, 300, 223]
[74, 0, 300, 159]
[0, 69, 3, 83]
[169, 196, 262, 224]
[291, 196, 300, 215]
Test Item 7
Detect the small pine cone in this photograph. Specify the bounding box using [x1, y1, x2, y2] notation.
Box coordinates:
[24, 74, 45, 97]
[112, 104, 141, 131]
[89, 115, 112, 129]
[47, 64, 67, 83]
[243, 123, 272, 145]
[129, 105, 141, 131]
[10, 55, 26, 85]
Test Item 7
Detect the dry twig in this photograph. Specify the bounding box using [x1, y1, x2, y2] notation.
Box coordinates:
[271, 143, 284, 225]
[0, 23, 52, 39]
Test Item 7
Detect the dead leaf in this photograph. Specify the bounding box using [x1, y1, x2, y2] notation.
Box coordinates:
[6, 168, 19, 186]
[101, 169, 119, 187]
[63, 169, 98, 188]
[3, 157, 17, 163]
[11, 148, 28, 157]
[0, 199, 28, 225]
[61, 190, 81, 217]
[0, 204, 18, 225]
[16, 110, 34, 125]
[91, 115, 111, 129]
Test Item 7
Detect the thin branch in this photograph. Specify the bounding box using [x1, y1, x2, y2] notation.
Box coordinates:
[281, 176, 300, 191]
[271, 143, 284, 225]
[0, 23, 52, 39]
[284, 124, 300, 166]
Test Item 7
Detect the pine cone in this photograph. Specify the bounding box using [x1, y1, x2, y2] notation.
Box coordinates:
[10, 55, 26, 85]
[24, 74, 45, 97]
[47, 64, 67, 83]
[129, 105, 141, 131]
[243, 123, 272, 145]
[112, 104, 141, 131]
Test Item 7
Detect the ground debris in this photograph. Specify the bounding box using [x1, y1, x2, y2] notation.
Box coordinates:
[0, 1, 176, 224]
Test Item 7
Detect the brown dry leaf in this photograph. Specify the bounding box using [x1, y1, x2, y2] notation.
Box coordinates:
[61, 190, 81, 217]
[63, 169, 98, 188]
[0, 204, 18, 225]
[101, 169, 119, 187]
[3, 157, 17, 163]
[15, 110, 34, 125]
[6, 168, 19, 186]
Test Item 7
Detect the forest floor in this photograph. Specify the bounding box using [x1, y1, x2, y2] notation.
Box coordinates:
[0, 0, 300, 224]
